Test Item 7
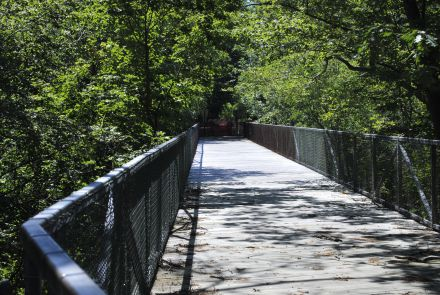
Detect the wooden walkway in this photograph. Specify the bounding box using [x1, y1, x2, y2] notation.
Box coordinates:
[152, 138, 440, 294]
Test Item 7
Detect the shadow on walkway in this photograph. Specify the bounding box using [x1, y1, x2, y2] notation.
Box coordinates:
[154, 138, 440, 294]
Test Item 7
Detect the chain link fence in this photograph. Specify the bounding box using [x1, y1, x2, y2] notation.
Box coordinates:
[245, 123, 440, 229]
[22, 124, 199, 295]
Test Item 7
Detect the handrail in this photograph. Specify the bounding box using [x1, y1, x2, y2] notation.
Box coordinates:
[249, 122, 440, 145]
[22, 124, 199, 294]
[245, 122, 439, 230]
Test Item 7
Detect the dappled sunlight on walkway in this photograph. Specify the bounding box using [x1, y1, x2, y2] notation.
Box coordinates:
[152, 138, 440, 294]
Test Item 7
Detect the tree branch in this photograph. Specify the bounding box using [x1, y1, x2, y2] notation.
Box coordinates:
[328, 55, 374, 72]
[323, 55, 419, 98]
[244, 1, 352, 32]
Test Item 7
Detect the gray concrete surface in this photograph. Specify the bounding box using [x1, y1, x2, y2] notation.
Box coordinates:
[152, 137, 440, 294]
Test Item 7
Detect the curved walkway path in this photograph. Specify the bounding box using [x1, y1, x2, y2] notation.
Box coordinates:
[152, 138, 440, 294]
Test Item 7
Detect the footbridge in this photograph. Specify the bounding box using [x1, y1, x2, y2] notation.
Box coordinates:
[22, 123, 440, 294]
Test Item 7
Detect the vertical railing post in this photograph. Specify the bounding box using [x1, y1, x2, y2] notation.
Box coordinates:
[337, 132, 342, 183]
[352, 135, 358, 192]
[158, 175, 163, 247]
[24, 255, 41, 295]
[432, 145, 438, 224]
[395, 141, 403, 208]
[371, 136, 377, 198]
[108, 181, 128, 295]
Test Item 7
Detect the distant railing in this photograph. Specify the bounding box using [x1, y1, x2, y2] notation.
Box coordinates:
[245, 123, 440, 230]
[22, 124, 199, 295]
[199, 122, 244, 137]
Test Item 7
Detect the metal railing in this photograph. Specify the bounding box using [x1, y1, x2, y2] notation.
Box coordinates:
[245, 123, 440, 230]
[21, 124, 199, 295]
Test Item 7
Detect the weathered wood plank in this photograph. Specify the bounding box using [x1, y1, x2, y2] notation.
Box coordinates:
[152, 138, 440, 294]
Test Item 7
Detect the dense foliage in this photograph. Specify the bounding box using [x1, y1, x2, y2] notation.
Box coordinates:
[234, 0, 439, 138]
[1, 0, 439, 292]
[0, 0, 240, 290]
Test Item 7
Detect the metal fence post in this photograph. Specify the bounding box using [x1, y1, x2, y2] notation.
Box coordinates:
[352, 135, 358, 192]
[24, 255, 41, 295]
[337, 133, 343, 183]
[371, 137, 377, 198]
[0, 280, 12, 295]
[396, 141, 402, 207]
[432, 145, 438, 224]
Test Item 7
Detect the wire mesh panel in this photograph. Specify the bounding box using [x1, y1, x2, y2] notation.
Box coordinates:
[245, 123, 295, 160]
[22, 124, 199, 295]
[398, 140, 434, 220]
[293, 128, 333, 177]
[356, 136, 373, 195]
[246, 123, 440, 230]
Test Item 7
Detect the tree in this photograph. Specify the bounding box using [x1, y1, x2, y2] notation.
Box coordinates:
[0, 0, 242, 291]
[234, 1, 438, 137]
[266, 0, 440, 137]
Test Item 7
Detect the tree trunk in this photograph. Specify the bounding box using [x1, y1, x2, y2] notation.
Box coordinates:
[403, 0, 422, 28]
[143, 26, 152, 114]
[402, 0, 440, 137]
[426, 87, 440, 139]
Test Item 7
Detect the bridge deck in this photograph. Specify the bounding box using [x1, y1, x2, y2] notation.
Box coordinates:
[152, 138, 440, 294]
